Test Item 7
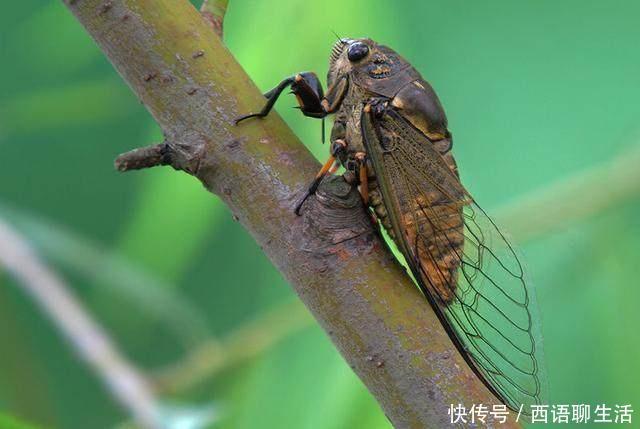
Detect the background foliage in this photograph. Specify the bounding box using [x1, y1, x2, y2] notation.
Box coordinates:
[1, 0, 639, 427]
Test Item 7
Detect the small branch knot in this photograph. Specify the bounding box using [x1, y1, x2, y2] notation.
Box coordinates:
[300, 175, 375, 254]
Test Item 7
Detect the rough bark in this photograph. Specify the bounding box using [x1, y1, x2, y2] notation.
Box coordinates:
[62, 1, 519, 427]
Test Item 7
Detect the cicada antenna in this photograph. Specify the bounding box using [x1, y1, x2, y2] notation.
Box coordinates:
[330, 29, 343, 44]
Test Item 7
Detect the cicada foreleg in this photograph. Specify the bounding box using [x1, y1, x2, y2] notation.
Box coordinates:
[235, 72, 347, 125]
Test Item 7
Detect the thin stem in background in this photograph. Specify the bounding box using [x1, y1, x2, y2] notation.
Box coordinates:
[496, 143, 640, 242]
[154, 297, 312, 394]
[0, 218, 163, 429]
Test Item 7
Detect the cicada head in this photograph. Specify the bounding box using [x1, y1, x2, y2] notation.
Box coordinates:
[327, 38, 408, 88]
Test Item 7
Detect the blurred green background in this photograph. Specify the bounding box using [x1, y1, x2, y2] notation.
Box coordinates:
[1, 0, 639, 428]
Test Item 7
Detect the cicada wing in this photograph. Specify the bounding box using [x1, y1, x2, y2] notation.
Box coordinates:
[361, 106, 546, 413]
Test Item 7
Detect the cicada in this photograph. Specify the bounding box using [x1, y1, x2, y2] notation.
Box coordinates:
[237, 38, 545, 413]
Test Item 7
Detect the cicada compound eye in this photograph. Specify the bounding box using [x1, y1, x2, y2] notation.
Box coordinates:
[347, 42, 369, 62]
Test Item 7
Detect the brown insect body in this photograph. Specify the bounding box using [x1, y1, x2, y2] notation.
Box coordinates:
[236, 38, 545, 415]
[328, 38, 464, 303]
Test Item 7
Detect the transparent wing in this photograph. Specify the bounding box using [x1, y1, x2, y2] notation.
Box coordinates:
[361, 106, 546, 414]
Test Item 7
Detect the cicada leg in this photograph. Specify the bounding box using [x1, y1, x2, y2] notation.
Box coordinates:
[355, 152, 369, 206]
[235, 72, 348, 125]
[294, 139, 347, 215]
[354, 152, 381, 226]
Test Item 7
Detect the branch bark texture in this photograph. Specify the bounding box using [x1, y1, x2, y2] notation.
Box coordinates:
[63, 1, 518, 427]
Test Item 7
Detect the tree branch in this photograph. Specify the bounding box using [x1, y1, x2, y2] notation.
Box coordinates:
[62, 1, 519, 427]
